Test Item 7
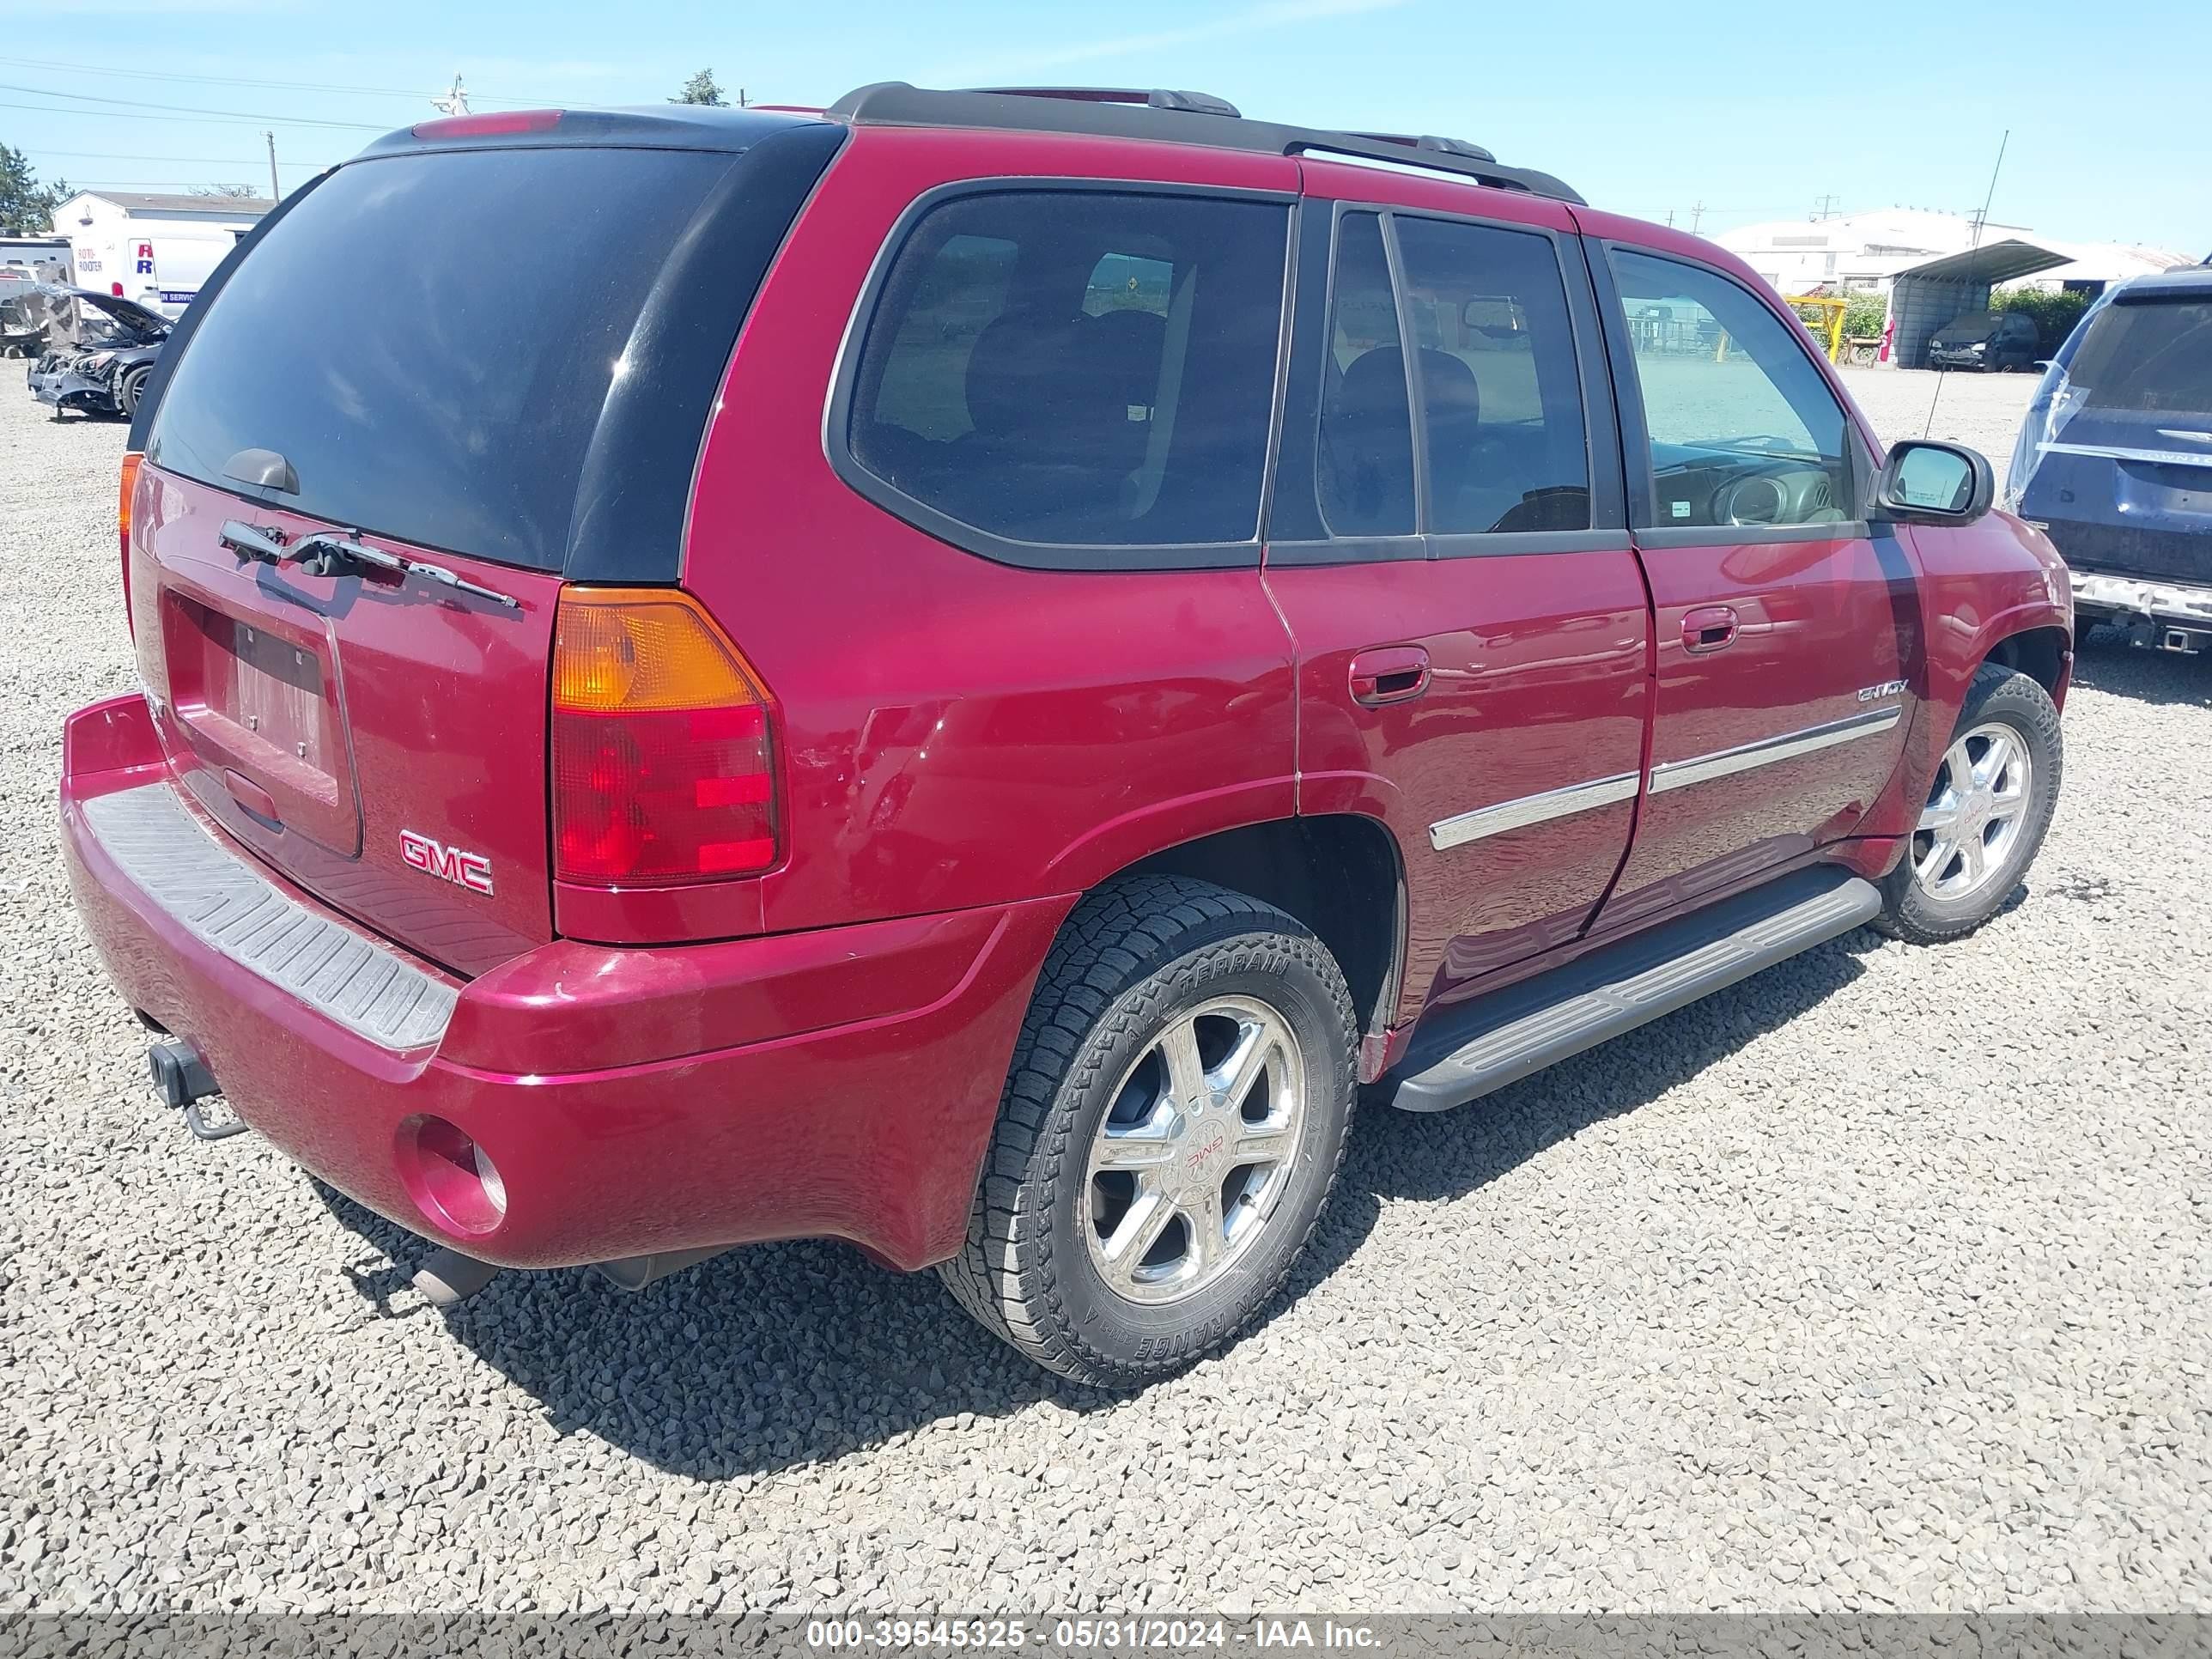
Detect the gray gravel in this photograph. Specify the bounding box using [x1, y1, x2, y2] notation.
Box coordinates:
[3, 376, 2209, 1616]
[1838, 367, 2042, 493]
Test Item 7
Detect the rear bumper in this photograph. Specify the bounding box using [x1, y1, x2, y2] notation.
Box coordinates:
[2070, 570, 2212, 650]
[60, 692, 1067, 1272]
[2068, 568, 2212, 640]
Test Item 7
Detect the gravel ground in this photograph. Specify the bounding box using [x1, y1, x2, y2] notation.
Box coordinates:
[1838, 368, 2042, 493]
[3, 375, 2209, 1616]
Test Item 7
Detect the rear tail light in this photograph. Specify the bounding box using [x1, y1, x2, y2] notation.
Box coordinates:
[551, 587, 780, 884]
[118, 452, 143, 629]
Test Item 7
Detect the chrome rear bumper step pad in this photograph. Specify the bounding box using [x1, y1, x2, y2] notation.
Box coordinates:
[1383, 866, 1882, 1113]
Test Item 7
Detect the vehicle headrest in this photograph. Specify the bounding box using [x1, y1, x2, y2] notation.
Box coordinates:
[1417, 348, 1480, 428]
[1081, 308, 1169, 409]
[1336, 345, 1414, 420]
[964, 310, 1084, 438]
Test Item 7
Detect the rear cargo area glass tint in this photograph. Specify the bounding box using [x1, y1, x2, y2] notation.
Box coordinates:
[145, 146, 733, 572]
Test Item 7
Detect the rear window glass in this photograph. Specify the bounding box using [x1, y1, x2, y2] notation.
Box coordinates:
[845, 189, 1290, 551]
[1318, 211, 1415, 537]
[147, 147, 732, 571]
[2067, 299, 2212, 415]
[1393, 216, 1589, 534]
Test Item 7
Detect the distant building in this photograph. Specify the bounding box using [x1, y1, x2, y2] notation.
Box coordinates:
[1715, 208, 2190, 298]
[48, 189, 273, 316]
[1715, 207, 2193, 368]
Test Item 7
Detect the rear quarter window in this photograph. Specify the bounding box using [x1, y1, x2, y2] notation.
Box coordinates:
[838, 186, 1291, 568]
[147, 146, 736, 572]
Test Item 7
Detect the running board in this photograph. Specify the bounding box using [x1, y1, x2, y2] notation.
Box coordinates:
[1383, 866, 1882, 1113]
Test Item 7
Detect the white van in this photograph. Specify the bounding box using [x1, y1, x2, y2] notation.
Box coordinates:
[72, 232, 241, 317]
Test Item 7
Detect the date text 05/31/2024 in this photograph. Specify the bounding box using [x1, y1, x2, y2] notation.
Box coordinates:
[805, 1621, 1382, 1650]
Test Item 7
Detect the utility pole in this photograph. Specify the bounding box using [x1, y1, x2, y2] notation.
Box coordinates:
[432, 75, 471, 117]
[264, 131, 279, 204]
[1813, 192, 1840, 221]
[1689, 201, 1705, 233]
[1664, 208, 1675, 227]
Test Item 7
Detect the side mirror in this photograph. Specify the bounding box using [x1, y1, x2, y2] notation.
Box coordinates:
[1875, 439, 1995, 524]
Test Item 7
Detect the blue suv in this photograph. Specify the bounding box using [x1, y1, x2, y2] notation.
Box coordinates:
[2009, 266, 2212, 653]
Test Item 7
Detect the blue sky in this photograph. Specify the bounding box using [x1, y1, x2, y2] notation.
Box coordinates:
[4, 0, 2206, 253]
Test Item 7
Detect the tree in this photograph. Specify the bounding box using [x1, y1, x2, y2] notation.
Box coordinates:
[671, 69, 728, 107]
[0, 144, 70, 235]
[189, 183, 264, 199]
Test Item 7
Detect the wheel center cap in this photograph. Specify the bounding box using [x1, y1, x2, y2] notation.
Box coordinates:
[1167, 1103, 1228, 1200]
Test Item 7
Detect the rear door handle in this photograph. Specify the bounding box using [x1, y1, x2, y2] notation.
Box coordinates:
[1350, 645, 1431, 706]
[1681, 605, 1740, 654]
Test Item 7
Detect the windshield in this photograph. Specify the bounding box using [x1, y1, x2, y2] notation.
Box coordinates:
[1936, 313, 1997, 343]
[147, 145, 735, 572]
[2064, 298, 2212, 416]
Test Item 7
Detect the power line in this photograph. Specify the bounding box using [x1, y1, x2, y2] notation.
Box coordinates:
[0, 79, 390, 130]
[18, 148, 331, 166]
[0, 96, 378, 131]
[0, 52, 599, 109]
[1924, 129, 2009, 436]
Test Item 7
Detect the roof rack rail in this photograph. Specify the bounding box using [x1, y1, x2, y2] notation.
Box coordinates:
[972, 86, 1243, 118]
[824, 82, 1583, 206]
[1345, 131, 1498, 164]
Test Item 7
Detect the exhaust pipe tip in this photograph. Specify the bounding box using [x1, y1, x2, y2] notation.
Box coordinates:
[593, 1245, 730, 1293]
[412, 1246, 501, 1309]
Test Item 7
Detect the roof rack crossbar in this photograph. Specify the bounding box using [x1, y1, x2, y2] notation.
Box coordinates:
[825, 82, 1583, 206]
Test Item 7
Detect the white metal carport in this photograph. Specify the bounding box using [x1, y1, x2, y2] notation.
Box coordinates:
[1884, 240, 2070, 368]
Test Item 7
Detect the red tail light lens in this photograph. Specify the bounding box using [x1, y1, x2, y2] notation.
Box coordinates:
[551, 587, 779, 884]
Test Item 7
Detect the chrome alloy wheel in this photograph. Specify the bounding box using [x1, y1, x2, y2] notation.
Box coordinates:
[1912, 720, 2035, 901]
[1081, 996, 1305, 1305]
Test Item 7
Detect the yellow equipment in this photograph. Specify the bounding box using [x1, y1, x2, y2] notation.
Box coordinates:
[1784, 294, 1848, 363]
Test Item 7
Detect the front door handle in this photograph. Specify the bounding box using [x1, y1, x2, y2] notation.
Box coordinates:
[1350, 645, 1431, 706]
[1681, 605, 1740, 654]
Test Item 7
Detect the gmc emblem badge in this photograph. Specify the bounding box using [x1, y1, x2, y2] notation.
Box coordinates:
[399, 830, 495, 896]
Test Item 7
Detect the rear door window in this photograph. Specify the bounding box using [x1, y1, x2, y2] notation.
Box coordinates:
[1317, 211, 1416, 538]
[1391, 216, 1590, 534]
[147, 146, 737, 572]
[842, 188, 1291, 562]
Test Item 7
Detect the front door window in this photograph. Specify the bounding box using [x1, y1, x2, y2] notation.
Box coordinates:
[1612, 249, 1853, 531]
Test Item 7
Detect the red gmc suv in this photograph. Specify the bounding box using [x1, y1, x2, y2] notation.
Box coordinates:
[61, 86, 2072, 1386]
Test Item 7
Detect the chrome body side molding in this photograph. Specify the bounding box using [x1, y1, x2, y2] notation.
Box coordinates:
[1427, 706, 1902, 852]
[1428, 772, 1640, 851]
[1649, 705, 1901, 796]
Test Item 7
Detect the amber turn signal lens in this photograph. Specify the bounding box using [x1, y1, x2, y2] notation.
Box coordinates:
[118, 452, 143, 631]
[553, 588, 766, 714]
[118, 452, 142, 558]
